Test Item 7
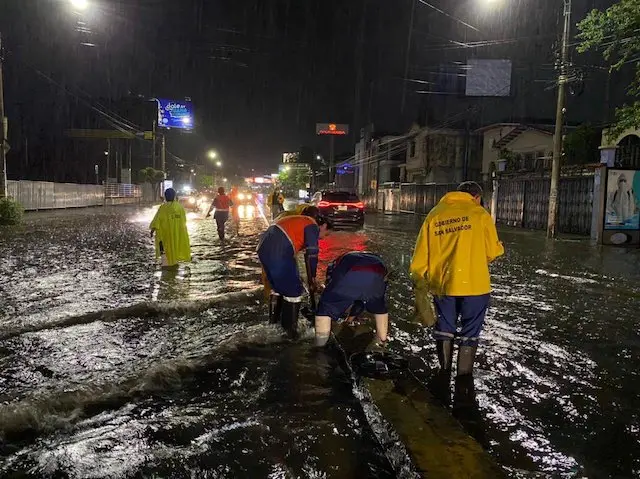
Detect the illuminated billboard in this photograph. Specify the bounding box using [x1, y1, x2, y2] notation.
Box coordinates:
[316, 123, 349, 136]
[283, 152, 300, 163]
[157, 99, 194, 130]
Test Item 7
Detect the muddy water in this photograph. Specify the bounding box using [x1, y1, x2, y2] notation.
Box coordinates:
[1, 207, 639, 477]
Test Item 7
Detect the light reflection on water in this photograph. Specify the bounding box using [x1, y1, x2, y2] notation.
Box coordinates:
[1, 209, 639, 476]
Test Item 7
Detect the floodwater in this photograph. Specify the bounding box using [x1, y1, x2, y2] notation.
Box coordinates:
[0, 206, 639, 478]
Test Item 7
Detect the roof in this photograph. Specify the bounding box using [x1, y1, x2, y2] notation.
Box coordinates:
[474, 123, 555, 135]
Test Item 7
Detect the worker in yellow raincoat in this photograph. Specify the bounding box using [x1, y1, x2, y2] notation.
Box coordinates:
[410, 181, 504, 378]
[275, 203, 312, 221]
[150, 188, 192, 267]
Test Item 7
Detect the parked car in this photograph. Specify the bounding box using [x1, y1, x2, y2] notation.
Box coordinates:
[310, 191, 365, 228]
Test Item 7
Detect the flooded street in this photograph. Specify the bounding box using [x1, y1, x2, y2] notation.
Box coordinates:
[1, 206, 639, 477]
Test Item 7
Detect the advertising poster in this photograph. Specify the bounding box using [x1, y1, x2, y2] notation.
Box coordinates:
[157, 99, 194, 130]
[605, 169, 640, 230]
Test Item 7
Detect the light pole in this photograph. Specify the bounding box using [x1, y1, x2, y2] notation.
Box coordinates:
[547, 0, 571, 239]
[0, 34, 6, 198]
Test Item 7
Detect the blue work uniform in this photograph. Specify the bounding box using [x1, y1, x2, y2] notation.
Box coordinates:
[317, 252, 388, 320]
[257, 215, 320, 300]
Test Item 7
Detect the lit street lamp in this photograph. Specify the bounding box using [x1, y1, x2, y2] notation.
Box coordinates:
[207, 150, 217, 160]
[70, 0, 89, 11]
[216, 160, 222, 168]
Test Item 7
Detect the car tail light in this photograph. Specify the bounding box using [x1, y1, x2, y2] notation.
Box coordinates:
[318, 201, 331, 207]
[354, 202, 364, 209]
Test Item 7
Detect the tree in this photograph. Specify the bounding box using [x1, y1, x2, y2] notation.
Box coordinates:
[577, 0, 640, 139]
[139, 167, 166, 200]
[278, 168, 310, 196]
[563, 124, 601, 165]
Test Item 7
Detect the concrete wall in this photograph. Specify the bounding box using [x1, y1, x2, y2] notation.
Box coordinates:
[7, 180, 104, 210]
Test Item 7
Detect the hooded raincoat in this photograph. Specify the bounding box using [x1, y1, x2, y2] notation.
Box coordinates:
[150, 201, 191, 266]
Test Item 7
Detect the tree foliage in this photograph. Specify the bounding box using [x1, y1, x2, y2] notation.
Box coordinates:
[0, 197, 24, 225]
[577, 0, 640, 139]
[139, 167, 166, 184]
[278, 168, 309, 195]
[563, 124, 601, 165]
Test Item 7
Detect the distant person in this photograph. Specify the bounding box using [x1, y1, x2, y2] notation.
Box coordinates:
[150, 188, 191, 267]
[206, 187, 233, 241]
[410, 181, 504, 378]
[257, 206, 331, 338]
[314, 252, 390, 351]
[269, 187, 285, 220]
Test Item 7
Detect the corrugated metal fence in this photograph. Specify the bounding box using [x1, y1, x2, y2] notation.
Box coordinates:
[495, 176, 593, 235]
[7, 181, 104, 210]
[368, 175, 595, 235]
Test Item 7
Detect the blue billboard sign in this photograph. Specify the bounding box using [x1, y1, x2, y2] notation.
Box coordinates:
[157, 99, 194, 130]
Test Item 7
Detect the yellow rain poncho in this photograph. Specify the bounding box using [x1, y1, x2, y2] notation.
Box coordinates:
[150, 201, 191, 266]
[275, 203, 311, 221]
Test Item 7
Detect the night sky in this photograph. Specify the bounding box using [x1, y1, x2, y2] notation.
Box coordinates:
[0, 0, 625, 183]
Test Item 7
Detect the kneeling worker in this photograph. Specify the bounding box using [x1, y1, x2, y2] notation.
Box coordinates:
[257, 206, 331, 337]
[314, 252, 390, 349]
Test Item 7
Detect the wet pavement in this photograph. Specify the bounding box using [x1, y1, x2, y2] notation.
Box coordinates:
[0, 205, 639, 477]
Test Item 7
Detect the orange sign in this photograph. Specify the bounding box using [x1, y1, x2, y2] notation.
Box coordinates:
[316, 123, 349, 136]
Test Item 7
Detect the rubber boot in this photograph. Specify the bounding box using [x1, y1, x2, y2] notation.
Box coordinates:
[436, 339, 454, 373]
[269, 295, 283, 324]
[456, 345, 478, 377]
[280, 300, 300, 339]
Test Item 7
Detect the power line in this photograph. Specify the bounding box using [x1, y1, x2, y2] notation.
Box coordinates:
[417, 0, 480, 33]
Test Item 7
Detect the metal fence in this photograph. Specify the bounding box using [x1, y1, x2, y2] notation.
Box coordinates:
[105, 182, 142, 198]
[367, 175, 595, 236]
[7, 181, 104, 210]
[495, 176, 594, 235]
[399, 183, 458, 215]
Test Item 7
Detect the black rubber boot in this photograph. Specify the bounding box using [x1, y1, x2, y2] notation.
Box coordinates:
[456, 345, 478, 377]
[436, 339, 454, 373]
[280, 300, 300, 339]
[269, 295, 283, 324]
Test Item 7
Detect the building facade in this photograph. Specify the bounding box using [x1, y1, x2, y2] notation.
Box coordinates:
[404, 124, 482, 184]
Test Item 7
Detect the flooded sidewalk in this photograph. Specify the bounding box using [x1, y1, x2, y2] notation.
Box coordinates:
[0, 208, 639, 477]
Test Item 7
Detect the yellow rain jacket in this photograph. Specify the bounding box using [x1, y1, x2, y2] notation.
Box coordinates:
[275, 203, 311, 221]
[150, 201, 191, 266]
[410, 191, 504, 297]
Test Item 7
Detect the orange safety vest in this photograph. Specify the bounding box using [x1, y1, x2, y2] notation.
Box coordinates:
[214, 194, 232, 211]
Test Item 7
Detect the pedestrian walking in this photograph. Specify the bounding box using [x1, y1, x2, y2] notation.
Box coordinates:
[150, 188, 192, 267]
[410, 181, 504, 378]
[206, 187, 233, 241]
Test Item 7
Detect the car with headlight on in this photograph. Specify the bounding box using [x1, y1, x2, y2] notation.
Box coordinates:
[180, 191, 208, 212]
[310, 190, 365, 229]
[234, 190, 255, 205]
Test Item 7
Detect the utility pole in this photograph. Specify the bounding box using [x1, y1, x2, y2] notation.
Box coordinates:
[0, 34, 7, 199]
[547, 0, 571, 239]
[160, 134, 166, 174]
[400, 0, 417, 114]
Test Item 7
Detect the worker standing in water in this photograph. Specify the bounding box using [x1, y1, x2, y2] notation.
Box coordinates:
[206, 187, 233, 241]
[150, 188, 191, 267]
[410, 181, 504, 378]
[314, 252, 390, 351]
[257, 206, 331, 338]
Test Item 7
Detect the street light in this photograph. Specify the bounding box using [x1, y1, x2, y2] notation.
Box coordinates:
[223, 178, 228, 183]
[207, 150, 217, 160]
[70, 0, 89, 11]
